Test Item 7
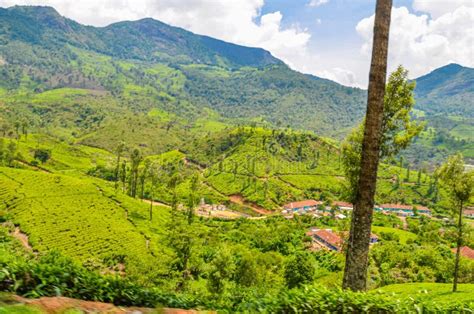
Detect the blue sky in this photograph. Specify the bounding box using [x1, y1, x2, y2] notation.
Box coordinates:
[263, 0, 410, 49]
[1, 0, 472, 87]
[257, 0, 473, 86]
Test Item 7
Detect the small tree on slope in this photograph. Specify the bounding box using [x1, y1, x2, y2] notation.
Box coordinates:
[437, 153, 474, 292]
[341, 65, 424, 203]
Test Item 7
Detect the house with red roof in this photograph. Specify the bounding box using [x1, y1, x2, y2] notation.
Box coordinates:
[333, 201, 353, 211]
[464, 209, 474, 218]
[306, 229, 343, 251]
[283, 200, 322, 213]
[452, 246, 474, 260]
[306, 228, 379, 252]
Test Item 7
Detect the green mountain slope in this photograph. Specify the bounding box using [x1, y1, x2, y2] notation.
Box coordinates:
[1, 6, 472, 144]
[0, 5, 366, 138]
[1, 5, 473, 167]
[1, 5, 281, 68]
[415, 63, 474, 117]
[185, 128, 439, 210]
[401, 64, 474, 167]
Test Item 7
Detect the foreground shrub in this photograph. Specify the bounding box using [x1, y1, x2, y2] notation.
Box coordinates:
[0, 251, 199, 309]
[1, 251, 472, 312]
[239, 285, 474, 313]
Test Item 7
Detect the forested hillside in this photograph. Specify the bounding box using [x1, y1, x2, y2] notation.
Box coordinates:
[0, 6, 281, 68]
[0, 5, 366, 138]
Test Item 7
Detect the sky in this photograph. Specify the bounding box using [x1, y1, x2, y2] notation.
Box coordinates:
[0, 0, 473, 88]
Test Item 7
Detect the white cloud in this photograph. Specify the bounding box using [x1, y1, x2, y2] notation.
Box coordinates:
[412, 0, 474, 18]
[320, 68, 358, 87]
[308, 0, 329, 8]
[356, 5, 474, 82]
[0, 0, 311, 73]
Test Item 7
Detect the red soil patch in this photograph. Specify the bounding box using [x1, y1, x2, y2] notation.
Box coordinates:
[228, 194, 272, 215]
[12, 227, 34, 252]
[14, 296, 207, 314]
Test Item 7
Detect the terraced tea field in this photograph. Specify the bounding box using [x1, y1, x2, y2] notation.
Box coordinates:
[15, 134, 116, 173]
[0, 167, 170, 265]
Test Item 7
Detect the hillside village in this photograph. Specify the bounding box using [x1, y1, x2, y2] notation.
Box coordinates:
[281, 199, 432, 218]
[192, 196, 474, 262]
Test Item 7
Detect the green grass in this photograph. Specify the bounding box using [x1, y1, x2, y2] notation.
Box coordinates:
[193, 119, 228, 132]
[371, 226, 417, 244]
[78, 114, 188, 155]
[0, 294, 41, 314]
[147, 108, 176, 122]
[279, 174, 343, 193]
[375, 283, 474, 303]
[0, 305, 42, 314]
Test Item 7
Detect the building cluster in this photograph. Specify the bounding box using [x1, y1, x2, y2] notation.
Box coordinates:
[306, 228, 378, 252]
[281, 199, 431, 218]
[376, 203, 431, 217]
[281, 200, 349, 219]
[197, 198, 227, 215]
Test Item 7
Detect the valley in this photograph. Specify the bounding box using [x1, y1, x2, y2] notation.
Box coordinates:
[0, 4, 473, 313]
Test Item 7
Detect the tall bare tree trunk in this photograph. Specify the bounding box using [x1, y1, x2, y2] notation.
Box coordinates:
[343, 0, 392, 291]
[453, 200, 463, 292]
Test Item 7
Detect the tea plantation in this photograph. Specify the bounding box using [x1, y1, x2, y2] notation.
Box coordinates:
[0, 167, 173, 268]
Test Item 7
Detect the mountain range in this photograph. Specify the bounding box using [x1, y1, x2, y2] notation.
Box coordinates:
[0, 5, 366, 137]
[0, 5, 472, 164]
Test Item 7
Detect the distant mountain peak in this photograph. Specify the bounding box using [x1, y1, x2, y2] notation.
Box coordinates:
[1, 5, 281, 68]
[6, 5, 71, 30]
[104, 15, 281, 68]
[414, 63, 473, 117]
[420, 63, 469, 79]
[416, 63, 473, 85]
[442, 63, 464, 69]
[7, 5, 62, 20]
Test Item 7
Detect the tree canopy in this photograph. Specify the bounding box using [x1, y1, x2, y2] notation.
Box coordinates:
[342, 65, 424, 202]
